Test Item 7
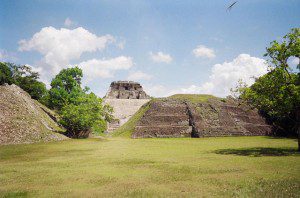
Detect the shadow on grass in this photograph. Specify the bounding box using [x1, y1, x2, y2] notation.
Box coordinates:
[214, 147, 299, 157]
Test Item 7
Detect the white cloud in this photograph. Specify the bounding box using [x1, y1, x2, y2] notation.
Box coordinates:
[127, 71, 152, 81]
[64, 17, 76, 27]
[78, 56, 133, 79]
[22, 64, 51, 88]
[18, 26, 114, 74]
[183, 54, 268, 97]
[145, 54, 269, 98]
[192, 45, 216, 59]
[149, 51, 173, 63]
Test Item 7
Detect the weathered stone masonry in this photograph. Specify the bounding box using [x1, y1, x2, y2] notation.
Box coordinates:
[104, 81, 150, 132]
[105, 81, 150, 99]
[132, 98, 272, 138]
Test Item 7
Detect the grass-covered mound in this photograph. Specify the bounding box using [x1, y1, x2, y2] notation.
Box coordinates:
[112, 94, 221, 137]
[168, 94, 221, 103]
[114, 93, 272, 138]
[112, 102, 151, 137]
[0, 136, 298, 197]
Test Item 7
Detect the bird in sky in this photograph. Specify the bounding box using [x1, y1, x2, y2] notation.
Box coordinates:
[227, 1, 238, 11]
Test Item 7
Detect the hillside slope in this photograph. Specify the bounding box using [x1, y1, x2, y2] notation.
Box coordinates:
[114, 94, 272, 138]
[0, 84, 68, 145]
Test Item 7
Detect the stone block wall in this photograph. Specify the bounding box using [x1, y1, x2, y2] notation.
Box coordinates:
[105, 81, 150, 99]
[132, 98, 272, 138]
[104, 81, 151, 132]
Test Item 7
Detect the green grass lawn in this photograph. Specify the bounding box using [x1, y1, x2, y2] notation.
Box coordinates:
[0, 136, 299, 197]
[168, 94, 220, 103]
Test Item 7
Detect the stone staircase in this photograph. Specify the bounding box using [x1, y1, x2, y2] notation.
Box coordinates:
[105, 99, 150, 132]
[188, 102, 272, 137]
[107, 120, 120, 133]
[132, 98, 272, 138]
[132, 100, 192, 138]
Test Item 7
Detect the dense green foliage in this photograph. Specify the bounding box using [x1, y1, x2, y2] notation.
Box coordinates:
[0, 63, 112, 137]
[239, 70, 299, 131]
[0, 62, 48, 103]
[49, 67, 84, 110]
[49, 66, 113, 137]
[59, 93, 107, 138]
[237, 28, 300, 139]
[0, 62, 14, 85]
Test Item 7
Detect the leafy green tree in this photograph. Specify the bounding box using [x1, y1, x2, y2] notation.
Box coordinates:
[59, 93, 107, 138]
[16, 75, 48, 100]
[48, 66, 83, 110]
[0, 62, 48, 103]
[0, 62, 14, 85]
[49, 66, 113, 138]
[13, 64, 48, 102]
[237, 28, 300, 150]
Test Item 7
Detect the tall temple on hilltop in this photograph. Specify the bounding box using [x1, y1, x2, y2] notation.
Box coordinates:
[104, 81, 151, 132]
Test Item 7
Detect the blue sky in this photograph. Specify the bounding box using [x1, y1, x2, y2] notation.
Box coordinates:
[1, 0, 299, 97]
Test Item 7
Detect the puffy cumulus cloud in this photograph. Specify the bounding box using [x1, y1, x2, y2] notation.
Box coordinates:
[192, 45, 216, 59]
[149, 51, 173, 63]
[64, 17, 76, 27]
[18, 26, 114, 74]
[183, 54, 269, 97]
[145, 54, 268, 98]
[78, 56, 133, 79]
[127, 71, 152, 81]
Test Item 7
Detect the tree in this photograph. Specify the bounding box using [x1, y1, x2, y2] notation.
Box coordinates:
[0, 62, 48, 103]
[0, 62, 14, 85]
[238, 28, 300, 151]
[48, 67, 83, 110]
[59, 93, 107, 138]
[49, 66, 113, 138]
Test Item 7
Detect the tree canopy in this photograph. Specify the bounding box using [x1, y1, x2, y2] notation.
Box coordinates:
[0, 62, 48, 103]
[49, 66, 113, 138]
[237, 28, 300, 150]
[48, 66, 84, 110]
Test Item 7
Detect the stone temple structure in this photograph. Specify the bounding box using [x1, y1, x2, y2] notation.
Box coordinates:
[105, 81, 150, 99]
[104, 81, 150, 132]
[132, 97, 272, 138]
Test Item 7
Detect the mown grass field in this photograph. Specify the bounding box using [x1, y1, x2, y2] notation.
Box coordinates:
[0, 136, 299, 197]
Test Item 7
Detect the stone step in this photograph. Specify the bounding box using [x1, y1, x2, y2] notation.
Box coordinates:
[138, 115, 189, 126]
[133, 125, 192, 138]
[233, 115, 266, 125]
[243, 123, 272, 135]
[146, 106, 187, 115]
[196, 124, 270, 137]
[221, 105, 260, 117]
